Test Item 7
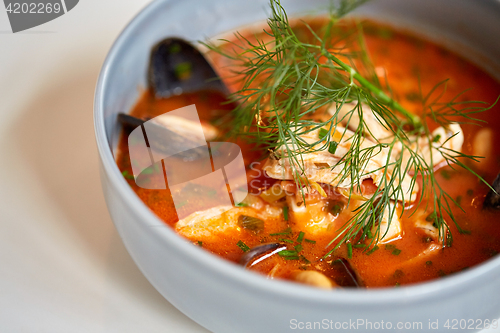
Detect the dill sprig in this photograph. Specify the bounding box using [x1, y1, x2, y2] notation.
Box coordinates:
[205, 0, 496, 255]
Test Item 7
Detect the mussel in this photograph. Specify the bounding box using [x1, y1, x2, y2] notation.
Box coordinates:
[148, 37, 229, 98]
[484, 173, 500, 209]
[239, 243, 288, 268]
[119, 37, 232, 162]
[328, 257, 364, 288]
[119, 110, 219, 162]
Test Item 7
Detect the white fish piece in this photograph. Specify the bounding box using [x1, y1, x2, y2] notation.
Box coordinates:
[285, 194, 337, 235]
[401, 123, 464, 168]
[374, 202, 402, 244]
[329, 102, 394, 142]
[175, 200, 281, 239]
[264, 124, 419, 202]
[265, 101, 464, 204]
[415, 218, 445, 242]
[412, 209, 448, 243]
[175, 205, 235, 238]
[331, 102, 464, 168]
[472, 127, 494, 172]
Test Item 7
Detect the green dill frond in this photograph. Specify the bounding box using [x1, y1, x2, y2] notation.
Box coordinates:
[204, 0, 497, 255]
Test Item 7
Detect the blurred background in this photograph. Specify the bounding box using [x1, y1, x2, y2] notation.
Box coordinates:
[0, 1, 208, 332]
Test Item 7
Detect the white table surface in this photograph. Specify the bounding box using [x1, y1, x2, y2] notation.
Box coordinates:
[0, 1, 499, 332]
[0, 1, 208, 332]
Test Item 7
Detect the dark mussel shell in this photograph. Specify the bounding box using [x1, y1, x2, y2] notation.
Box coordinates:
[118, 113, 216, 162]
[239, 243, 288, 268]
[329, 257, 364, 288]
[484, 173, 500, 209]
[148, 38, 229, 99]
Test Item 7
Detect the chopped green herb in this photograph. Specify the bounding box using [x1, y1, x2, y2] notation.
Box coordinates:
[197, 241, 203, 247]
[297, 231, 305, 243]
[121, 170, 134, 180]
[446, 232, 453, 247]
[235, 202, 249, 207]
[367, 230, 374, 239]
[353, 244, 366, 248]
[347, 243, 353, 259]
[300, 255, 311, 264]
[304, 239, 316, 244]
[486, 249, 499, 257]
[432, 134, 442, 143]
[330, 201, 344, 216]
[393, 269, 404, 278]
[422, 236, 433, 243]
[331, 259, 343, 266]
[279, 238, 294, 244]
[438, 270, 447, 277]
[319, 128, 328, 139]
[278, 249, 300, 260]
[283, 206, 289, 221]
[295, 244, 303, 253]
[174, 62, 192, 79]
[426, 261, 433, 266]
[384, 244, 396, 250]
[238, 215, 264, 234]
[441, 170, 452, 179]
[394, 282, 400, 288]
[467, 189, 474, 196]
[236, 240, 250, 252]
[279, 250, 299, 257]
[392, 249, 402, 256]
[366, 245, 379, 255]
[169, 43, 181, 54]
[426, 211, 437, 222]
[460, 229, 471, 235]
[270, 227, 292, 236]
[328, 141, 338, 154]
[456, 195, 462, 205]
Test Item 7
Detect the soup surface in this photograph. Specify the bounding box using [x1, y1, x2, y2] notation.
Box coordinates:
[116, 19, 500, 288]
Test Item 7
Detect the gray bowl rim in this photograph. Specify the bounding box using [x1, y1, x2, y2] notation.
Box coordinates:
[94, 0, 500, 306]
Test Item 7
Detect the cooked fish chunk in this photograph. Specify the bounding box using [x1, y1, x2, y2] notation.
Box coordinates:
[265, 101, 464, 204]
[373, 202, 402, 244]
[330, 102, 464, 170]
[175, 205, 236, 238]
[286, 194, 339, 235]
[400, 123, 464, 168]
[175, 199, 281, 239]
[264, 124, 419, 202]
[412, 209, 448, 243]
[329, 102, 394, 142]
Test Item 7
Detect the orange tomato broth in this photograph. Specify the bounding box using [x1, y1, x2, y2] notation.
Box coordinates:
[116, 19, 500, 287]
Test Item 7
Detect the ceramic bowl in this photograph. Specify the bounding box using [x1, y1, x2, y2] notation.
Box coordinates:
[94, 0, 500, 332]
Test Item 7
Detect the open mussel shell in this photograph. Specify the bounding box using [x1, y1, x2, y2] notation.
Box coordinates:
[329, 257, 364, 288]
[118, 112, 219, 161]
[484, 173, 500, 209]
[239, 243, 288, 268]
[148, 38, 229, 99]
